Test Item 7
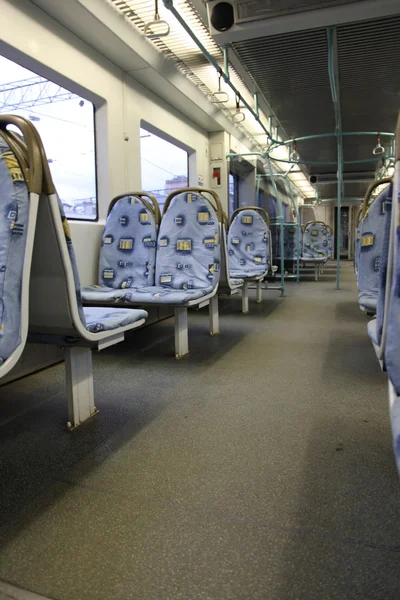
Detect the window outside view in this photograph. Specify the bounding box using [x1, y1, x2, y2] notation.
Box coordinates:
[0, 55, 97, 220]
[140, 127, 188, 213]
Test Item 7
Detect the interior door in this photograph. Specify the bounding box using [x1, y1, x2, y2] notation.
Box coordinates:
[334, 206, 350, 259]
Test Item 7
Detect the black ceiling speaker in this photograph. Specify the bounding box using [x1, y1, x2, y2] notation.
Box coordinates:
[310, 175, 318, 184]
[210, 2, 235, 32]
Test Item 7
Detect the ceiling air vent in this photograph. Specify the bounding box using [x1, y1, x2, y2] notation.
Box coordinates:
[205, 0, 398, 44]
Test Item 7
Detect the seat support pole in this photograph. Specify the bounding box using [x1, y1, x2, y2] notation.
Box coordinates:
[256, 280, 263, 304]
[174, 306, 189, 358]
[209, 294, 219, 336]
[65, 347, 98, 430]
[314, 264, 318, 282]
[242, 281, 249, 313]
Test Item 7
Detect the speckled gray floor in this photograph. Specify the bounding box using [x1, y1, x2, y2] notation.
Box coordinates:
[0, 263, 399, 600]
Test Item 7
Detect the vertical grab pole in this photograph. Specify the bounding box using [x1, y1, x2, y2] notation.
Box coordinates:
[223, 45, 229, 79]
[285, 176, 300, 283]
[256, 174, 261, 206]
[266, 156, 285, 296]
[336, 133, 343, 289]
[327, 26, 342, 290]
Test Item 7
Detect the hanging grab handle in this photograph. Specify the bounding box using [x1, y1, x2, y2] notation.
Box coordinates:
[290, 139, 300, 162]
[210, 73, 229, 104]
[373, 133, 385, 156]
[144, 0, 170, 39]
[232, 94, 245, 123]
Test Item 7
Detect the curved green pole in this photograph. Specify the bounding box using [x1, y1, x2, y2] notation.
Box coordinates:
[284, 177, 300, 282]
[269, 131, 395, 147]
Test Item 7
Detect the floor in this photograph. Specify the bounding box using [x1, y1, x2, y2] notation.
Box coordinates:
[0, 263, 399, 600]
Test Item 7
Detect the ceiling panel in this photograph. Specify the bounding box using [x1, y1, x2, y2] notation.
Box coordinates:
[233, 13, 400, 196]
[232, 28, 336, 173]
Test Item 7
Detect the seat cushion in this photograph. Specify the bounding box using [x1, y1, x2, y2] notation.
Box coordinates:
[230, 278, 244, 286]
[82, 285, 214, 306]
[81, 285, 129, 303]
[83, 306, 147, 333]
[114, 285, 214, 305]
[367, 319, 378, 345]
[0, 134, 30, 364]
[98, 196, 157, 289]
[301, 256, 327, 263]
[228, 209, 270, 277]
[359, 293, 377, 312]
[229, 269, 265, 279]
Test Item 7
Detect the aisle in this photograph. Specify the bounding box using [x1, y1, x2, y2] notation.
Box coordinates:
[0, 263, 399, 600]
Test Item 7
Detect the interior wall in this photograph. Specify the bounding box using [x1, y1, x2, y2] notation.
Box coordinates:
[0, 0, 211, 381]
[1, 0, 210, 276]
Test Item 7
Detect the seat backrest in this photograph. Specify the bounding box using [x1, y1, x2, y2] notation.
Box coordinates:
[0, 117, 41, 373]
[357, 184, 391, 301]
[155, 190, 220, 291]
[385, 185, 400, 393]
[228, 208, 270, 276]
[302, 221, 329, 258]
[326, 226, 334, 258]
[0, 134, 30, 364]
[374, 183, 393, 346]
[98, 195, 157, 289]
[278, 224, 301, 259]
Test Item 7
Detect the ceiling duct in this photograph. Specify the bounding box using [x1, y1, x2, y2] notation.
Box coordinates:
[205, 0, 400, 44]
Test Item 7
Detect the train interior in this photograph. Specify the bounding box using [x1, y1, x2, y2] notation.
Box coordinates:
[0, 0, 400, 598]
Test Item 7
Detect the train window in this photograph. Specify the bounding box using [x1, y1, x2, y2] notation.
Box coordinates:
[0, 55, 97, 220]
[140, 126, 189, 213]
[228, 172, 239, 215]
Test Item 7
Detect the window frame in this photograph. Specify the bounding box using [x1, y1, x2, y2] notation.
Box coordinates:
[139, 121, 191, 212]
[0, 52, 99, 222]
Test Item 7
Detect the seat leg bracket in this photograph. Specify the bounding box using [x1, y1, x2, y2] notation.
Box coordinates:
[209, 294, 219, 336]
[242, 281, 249, 313]
[65, 346, 98, 430]
[175, 306, 189, 358]
[256, 280, 263, 304]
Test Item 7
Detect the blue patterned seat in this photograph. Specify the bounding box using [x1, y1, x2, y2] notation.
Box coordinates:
[277, 225, 301, 260]
[81, 188, 222, 358]
[357, 184, 391, 313]
[383, 174, 400, 474]
[56, 201, 148, 333]
[301, 221, 329, 261]
[0, 130, 32, 369]
[94, 191, 220, 305]
[326, 226, 334, 259]
[82, 195, 157, 302]
[366, 183, 393, 346]
[227, 209, 270, 279]
[84, 306, 147, 333]
[354, 224, 361, 281]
